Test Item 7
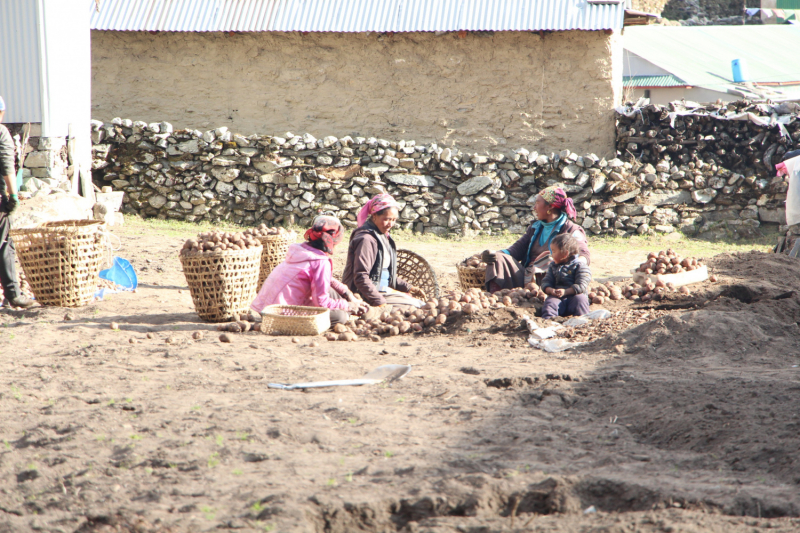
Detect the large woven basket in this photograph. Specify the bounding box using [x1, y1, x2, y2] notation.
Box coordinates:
[180, 245, 262, 322]
[457, 263, 486, 291]
[260, 305, 331, 336]
[397, 249, 440, 299]
[255, 232, 295, 288]
[11, 220, 105, 307]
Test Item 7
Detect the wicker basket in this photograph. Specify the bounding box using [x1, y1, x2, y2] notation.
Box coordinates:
[260, 305, 331, 336]
[180, 245, 262, 322]
[457, 262, 486, 291]
[255, 232, 296, 288]
[10, 220, 105, 307]
[397, 249, 440, 299]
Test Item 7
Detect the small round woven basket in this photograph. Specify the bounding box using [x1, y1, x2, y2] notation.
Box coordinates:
[10, 220, 105, 307]
[396, 249, 440, 299]
[180, 245, 262, 322]
[255, 232, 296, 288]
[457, 263, 486, 291]
[260, 305, 331, 336]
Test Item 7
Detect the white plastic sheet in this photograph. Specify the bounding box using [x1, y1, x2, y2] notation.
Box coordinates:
[783, 155, 800, 226]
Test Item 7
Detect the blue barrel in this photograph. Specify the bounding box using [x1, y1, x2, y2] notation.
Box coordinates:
[731, 58, 749, 83]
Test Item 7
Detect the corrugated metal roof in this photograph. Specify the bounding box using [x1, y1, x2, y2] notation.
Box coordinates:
[624, 26, 800, 89]
[624, 74, 687, 88]
[89, 0, 626, 32]
[0, 0, 42, 123]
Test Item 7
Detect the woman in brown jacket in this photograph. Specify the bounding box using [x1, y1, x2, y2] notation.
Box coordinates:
[342, 194, 425, 310]
[480, 185, 591, 292]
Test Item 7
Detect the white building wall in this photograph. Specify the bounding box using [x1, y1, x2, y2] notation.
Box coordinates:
[622, 51, 671, 77]
[0, 0, 42, 123]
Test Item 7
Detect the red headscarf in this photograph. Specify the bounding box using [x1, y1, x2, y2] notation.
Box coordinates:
[539, 185, 577, 219]
[304, 215, 343, 254]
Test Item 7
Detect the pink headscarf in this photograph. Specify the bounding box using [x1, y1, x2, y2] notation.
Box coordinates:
[357, 194, 399, 227]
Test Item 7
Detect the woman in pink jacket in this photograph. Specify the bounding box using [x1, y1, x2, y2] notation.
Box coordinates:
[251, 216, 368, 325]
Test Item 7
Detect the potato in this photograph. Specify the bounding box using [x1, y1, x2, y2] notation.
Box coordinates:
[709, 274, 718, 282]
[219, 333, 232, 343]
[227, 323, 242, 333]
[592, 296, 605, 305]
[338, 331, 357, 341]
[333, 323, 347, 333]
[436, 314, 447, 325]
[399, 321, 411, 334]
[423, 316, 435, 327]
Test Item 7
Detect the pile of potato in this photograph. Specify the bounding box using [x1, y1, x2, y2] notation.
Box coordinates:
[216, 311, 263, 335]
[461, 253, 488, 269]
[635, 249, 705, 275]
[242, 225, 292, 239]
[181, 231, 262, 254]
[325, 284, 546, 341]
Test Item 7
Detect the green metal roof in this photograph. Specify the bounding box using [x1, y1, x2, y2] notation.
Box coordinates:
[624, 26, 800, 90]
[777, 0, 800, 9]
[624, 74, 687, 88]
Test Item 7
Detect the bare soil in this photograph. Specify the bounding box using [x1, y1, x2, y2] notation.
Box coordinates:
[1, 224, 799, 533]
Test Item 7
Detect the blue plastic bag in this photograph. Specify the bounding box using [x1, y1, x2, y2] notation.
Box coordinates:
[99, 257, 138, 291]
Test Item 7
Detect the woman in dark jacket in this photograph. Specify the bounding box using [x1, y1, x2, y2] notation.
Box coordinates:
[480, 185, 590, 292]
[342, 194, 425, 310]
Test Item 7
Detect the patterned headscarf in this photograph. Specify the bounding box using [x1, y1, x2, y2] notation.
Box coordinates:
[304, 215, 344, 254]
[357, 194, 399, 227]
[538, 186, 577, 219]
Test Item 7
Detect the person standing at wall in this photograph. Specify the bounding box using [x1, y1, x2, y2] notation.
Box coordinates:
[0, 96, 35, 309]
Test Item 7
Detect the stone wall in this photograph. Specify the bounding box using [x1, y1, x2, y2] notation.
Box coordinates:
[91, 30, 620, 156]
[90, 101, 798, 240]
[4, 124, 70, 196]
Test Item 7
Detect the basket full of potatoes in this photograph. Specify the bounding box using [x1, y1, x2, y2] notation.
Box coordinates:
[179, 231, 263, 322]
[457, 254, 488, 290]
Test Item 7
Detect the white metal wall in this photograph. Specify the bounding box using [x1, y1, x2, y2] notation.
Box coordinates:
[0, 0, 42, 123]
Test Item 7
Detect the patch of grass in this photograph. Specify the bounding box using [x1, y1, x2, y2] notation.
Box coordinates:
[251, 501, 264, 513]
[10, 385, 22, 401]
[345, 472, 353, 483]
[326, 478, 337, 487]
[215, 434, 224, 447]
[207, 452, 220, 468]
[200, 505, 215, 520]
[236, 431, 250, 441]
[232, 468, 243, 476]
[130, 434, 143, 441]
[384, 451, 394, 458]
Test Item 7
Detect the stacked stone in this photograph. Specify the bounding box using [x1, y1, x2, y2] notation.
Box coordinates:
[90, 103, 798, 238]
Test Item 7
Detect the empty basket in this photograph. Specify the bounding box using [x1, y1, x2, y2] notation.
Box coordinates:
[396, 249, 440, 299]
[181, 245, 262, 322]
[260, 305, 331, 336]
[11, 220, 106, 307]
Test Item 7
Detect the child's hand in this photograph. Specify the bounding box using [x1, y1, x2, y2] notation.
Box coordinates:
[552, 288, 565, 298]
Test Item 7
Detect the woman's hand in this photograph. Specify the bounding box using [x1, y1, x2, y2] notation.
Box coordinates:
[347, 300, 369, 315]
[480, 250, 497, 264]
[343, 289, 357, 302]
[408, 286, 427, 300]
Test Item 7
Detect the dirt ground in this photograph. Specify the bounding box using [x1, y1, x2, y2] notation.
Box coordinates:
[1, 221, 799, 533]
